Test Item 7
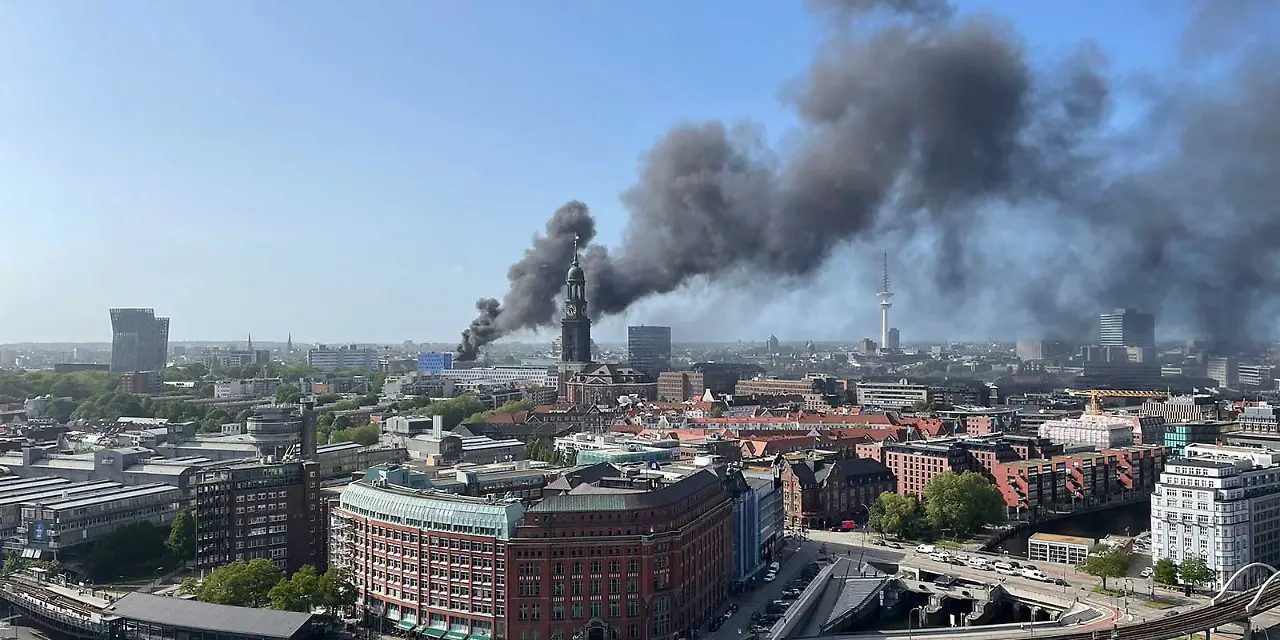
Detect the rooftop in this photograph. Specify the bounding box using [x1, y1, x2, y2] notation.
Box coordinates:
[104, 592, 314, 639]
[529, 469, 723, 514]
[33, 483, 180, 510]
[1030, 532, 1094, 546]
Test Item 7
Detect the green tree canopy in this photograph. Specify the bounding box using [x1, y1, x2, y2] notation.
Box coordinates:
[316, 567, 358, 614]
[87, 521, 171, 581]
[463, 399, 534, 424]
[397, 395, 486, 429]
[1178, 555, 1214, 591]
[910, 399, 947, 412]
[70, 392, 155, 423]
[329, 422, 379, 446]
[921, 471, 1005, 537]
[1078, 545, 1130, 589]
[194, 559, 285, 607]
[269, 564, 321, 612]
[166, 511, 196, 561]
[868, 492, 924, 539]
[1152, 558, 1179, 585]
[0, 370, 118, 403]
[275, 383, 303, 405]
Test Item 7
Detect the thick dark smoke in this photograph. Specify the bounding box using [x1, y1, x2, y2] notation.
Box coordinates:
[457, 0, 1280, 358]
[456, 202, 595, 360]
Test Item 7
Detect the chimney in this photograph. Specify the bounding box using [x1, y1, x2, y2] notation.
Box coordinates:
[299, 398, 318, 460]
[433, 414, 443, 439]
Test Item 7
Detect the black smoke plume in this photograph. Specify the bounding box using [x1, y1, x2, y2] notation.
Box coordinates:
[457, 0, 1280, 358]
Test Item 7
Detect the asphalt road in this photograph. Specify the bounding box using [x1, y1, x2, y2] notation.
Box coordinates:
[702, 529, 1219, 640]
[703, 539, 822, 640]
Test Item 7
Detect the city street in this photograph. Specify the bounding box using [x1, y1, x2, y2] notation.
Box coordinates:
[698, 528, 1211, 640]
[703, 539, 822, 640]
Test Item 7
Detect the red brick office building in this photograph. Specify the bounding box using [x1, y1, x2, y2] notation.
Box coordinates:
[505, 470, 732, 640]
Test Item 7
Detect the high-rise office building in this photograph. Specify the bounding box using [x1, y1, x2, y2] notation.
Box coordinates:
[627, 325, 672, 379]
[416, 351, 454, 374]
[109, 308, 170, 373]
[1099, 308, 1155, 349]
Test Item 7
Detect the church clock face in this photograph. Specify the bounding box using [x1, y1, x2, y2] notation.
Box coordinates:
[567, 304, 579, 318]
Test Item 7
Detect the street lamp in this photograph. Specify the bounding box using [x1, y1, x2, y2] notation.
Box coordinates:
[907, 606, 924, 640]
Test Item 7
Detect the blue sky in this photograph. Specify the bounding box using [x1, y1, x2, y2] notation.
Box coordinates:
[0, 1, 1188, 344]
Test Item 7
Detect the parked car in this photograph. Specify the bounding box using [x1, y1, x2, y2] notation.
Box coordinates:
[764, 572, 777, 583]
[1141, 567, 1154, 579]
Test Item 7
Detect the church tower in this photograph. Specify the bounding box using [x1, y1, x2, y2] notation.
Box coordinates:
[560, 235, 593, 366]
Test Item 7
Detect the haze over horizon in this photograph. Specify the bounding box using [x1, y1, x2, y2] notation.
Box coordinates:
[1, 1, 1274, 346]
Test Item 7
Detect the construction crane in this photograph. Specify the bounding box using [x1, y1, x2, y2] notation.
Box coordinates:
[1064, 389, 1168, 417]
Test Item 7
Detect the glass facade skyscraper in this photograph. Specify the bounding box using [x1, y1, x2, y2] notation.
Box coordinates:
[627, 325, 671, 380]
[109, 308, 170, 373]
[1099, 308, 1155, 348]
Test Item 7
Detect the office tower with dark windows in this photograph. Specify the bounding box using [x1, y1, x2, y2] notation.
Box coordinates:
[627, 325, 672, 380]
[109, 308, 170, 373]
[1099, 308, 1156, 349]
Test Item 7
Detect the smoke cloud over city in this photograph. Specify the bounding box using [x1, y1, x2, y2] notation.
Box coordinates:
[456, 0, 1280, 360]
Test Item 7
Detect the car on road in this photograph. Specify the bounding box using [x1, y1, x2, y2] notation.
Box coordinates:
[770, 562, 781, 572]
[916, 544, 936, 554]
[764, 571, 777, 583]
[1140, 567, 1153, 578]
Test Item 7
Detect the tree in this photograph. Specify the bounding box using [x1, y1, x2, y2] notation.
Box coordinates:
[1178, 555, 1214, 592]
[194, 559, 285, 607]
[921, 471, 1005, 537]
[329, 422, 379, 446]
[868, 492, 923, 539]
[87, 521, 171, 580]
[167, 511, 196, 561]
[463, 399, 535, 424]
[910, 399, 945, 412]
[1152, 558, 1180, 585]
[275, 384, 302, 405]
[1078, 545, 1129, 589]
[316, 567, 358, 615]
[270, 565, 321, 611]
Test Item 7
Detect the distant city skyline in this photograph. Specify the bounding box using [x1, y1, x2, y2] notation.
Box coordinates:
[1, 2, 1266, 345]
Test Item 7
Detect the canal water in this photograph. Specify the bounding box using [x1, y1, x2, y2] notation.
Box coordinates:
[988, 501, 1151, 557]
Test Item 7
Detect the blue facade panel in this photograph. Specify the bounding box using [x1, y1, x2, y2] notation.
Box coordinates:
[418, 351, 454, 374]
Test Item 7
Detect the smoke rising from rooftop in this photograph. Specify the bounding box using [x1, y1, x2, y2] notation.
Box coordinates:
[456, 0, 1280, 358]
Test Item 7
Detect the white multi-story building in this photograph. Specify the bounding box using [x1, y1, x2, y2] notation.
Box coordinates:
[440, 366, 555, 387]
[1150, 444, 1280, 588]
[213, 378, 282, 399]
[306, 344, 379, 372]
[1038, 415, 1134, 450]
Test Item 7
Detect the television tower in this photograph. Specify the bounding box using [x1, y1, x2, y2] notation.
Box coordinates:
[877, 253, 893, 350]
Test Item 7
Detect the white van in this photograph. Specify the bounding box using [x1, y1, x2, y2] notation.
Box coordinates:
[929, 552, 951, 563]
[967, 557, 992, 570]
[916, 544, 936, 554]
[770, 562, 781, 572]
[1022, 569, 1050, 582]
